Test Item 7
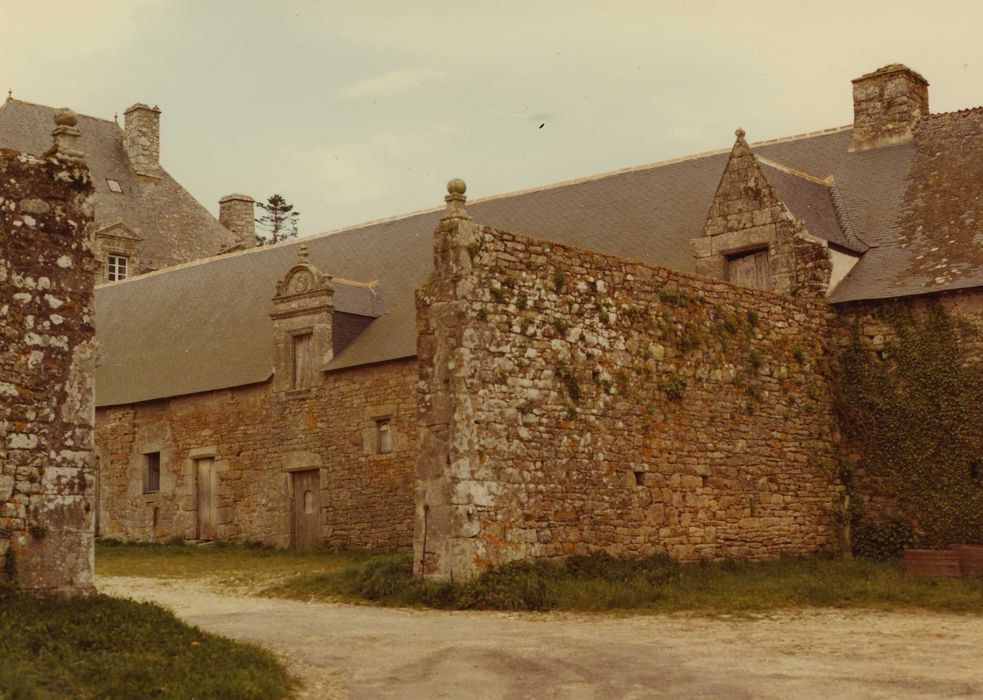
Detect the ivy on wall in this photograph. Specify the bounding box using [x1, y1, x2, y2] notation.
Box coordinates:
[835, 304, 983, 556]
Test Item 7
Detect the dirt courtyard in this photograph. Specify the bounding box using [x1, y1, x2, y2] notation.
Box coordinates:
[97, 576, 983, 699]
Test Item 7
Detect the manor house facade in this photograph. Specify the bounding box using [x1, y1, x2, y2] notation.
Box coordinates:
[51, 64, 982, 578]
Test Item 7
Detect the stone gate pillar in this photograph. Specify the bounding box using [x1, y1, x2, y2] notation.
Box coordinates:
[0, 108, 97, 594]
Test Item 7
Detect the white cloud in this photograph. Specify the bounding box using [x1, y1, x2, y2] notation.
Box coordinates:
[335, 67, 448, 101]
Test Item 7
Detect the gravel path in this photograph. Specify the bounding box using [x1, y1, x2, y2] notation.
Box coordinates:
[98, 576, 983, 699]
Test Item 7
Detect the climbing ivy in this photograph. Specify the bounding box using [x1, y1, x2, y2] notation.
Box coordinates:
[834, 304, 983, 552]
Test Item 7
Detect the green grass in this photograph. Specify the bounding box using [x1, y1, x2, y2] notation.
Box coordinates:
[96, 542, 983, 615]
[0, 585, 291, 700]
[267, 551, 983, 614]
[96, 539, 373, 585]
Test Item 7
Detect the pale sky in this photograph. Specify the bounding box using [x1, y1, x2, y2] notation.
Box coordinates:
[2, 1, 982, 236]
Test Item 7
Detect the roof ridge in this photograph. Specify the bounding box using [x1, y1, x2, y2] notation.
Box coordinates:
[332, 276, 379, 288]
[756, 155, 833, 185]
[923, 105, 983, 119]
[3, 97, 118, 126]
[472, 125, 853, 208]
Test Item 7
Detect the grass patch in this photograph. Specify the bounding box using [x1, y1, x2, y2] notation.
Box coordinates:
[96, 539, 373, 583]
[0, 586, 291, 700]
[267, 552, 983, 614]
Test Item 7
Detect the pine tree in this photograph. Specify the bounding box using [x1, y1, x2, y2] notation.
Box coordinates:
[255, 194, 300, 245]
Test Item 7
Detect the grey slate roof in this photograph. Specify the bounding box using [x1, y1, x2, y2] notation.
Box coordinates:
[0, 98, 234, 271]
[758, 160, 868, 253]
[93, 119, 979, 407]
[828, 108, 983, 302]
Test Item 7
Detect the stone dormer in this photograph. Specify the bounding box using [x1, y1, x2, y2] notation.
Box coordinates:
[691, 129, 835, 298]
[123, 103, 161, 177]
[850, 64, 929, 152]
[92, 223, 142, 283]
[270, 246, 334, 393]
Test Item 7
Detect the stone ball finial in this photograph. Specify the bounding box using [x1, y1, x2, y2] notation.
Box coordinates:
[735, 127, 746, 139]
[54, 108, 78, 127]
[447, 178, 467, 196]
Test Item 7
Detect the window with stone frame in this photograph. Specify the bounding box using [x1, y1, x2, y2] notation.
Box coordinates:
[376, 417, 393, 454]
[292, 331, 314, 389]
[107, 253, 129, 282]
[144, 452, 161, 493]
[726, 248, 771, 291]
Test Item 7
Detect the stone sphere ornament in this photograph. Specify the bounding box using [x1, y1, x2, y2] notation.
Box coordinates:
[53, 108, 78, 127]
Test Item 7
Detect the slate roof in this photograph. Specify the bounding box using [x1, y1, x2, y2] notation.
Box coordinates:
[0, 97, 234, 271]
[93, 114, 983, 407]
[758, 159, 867, 253]
[828, 108, 983, 302]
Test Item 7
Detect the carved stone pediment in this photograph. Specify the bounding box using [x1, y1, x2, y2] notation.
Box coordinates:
[273, 247, 333, 302]
[94, 221, 143, 243]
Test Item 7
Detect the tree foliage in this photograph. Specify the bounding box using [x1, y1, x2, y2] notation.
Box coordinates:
[255, 194, 299, 245]
[835, 303, 983, 552]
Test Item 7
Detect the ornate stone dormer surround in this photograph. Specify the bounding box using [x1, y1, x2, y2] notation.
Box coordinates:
[270, 246, 334, 394]
[92, 222, 142, 283]
[691, 128, 836, 299]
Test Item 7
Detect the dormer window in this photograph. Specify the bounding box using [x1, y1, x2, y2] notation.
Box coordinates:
[106, 179, 123, 193]
[107, 254, 129, 282]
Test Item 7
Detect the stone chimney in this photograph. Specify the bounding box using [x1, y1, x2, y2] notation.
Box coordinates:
[850, 64, 928, 152]
[123, 103, 161, 176]
[219, 194, 256, 247]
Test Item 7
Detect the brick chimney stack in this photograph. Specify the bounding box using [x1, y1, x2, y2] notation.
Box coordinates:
[123, 103, 161, 176]
[219, 194, 257, 248]
[850, 64, 929, 152]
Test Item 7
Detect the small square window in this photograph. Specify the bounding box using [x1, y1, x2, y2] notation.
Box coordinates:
[107, 254, 128, 282]
[633, 470, 646, 487]
[376, 418, 392, 454]
[144, 452, 161, 493]
[106, 179, 123, 193]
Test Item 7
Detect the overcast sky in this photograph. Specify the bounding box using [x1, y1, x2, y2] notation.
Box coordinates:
[2, 1, 983, 236]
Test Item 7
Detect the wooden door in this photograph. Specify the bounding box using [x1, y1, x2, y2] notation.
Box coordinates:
[292, 470, 320, 549]
[727, 249, 772, 291]
[196, 458, 217, 540]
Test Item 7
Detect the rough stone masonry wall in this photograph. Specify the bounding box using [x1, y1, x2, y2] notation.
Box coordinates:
[416, 218, 843, 580]
[95, 358, 417, 549]
[834, 289, 983, 529]
[0, 148, 96, 592]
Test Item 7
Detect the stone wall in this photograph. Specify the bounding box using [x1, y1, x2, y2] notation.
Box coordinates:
[0, 146, 96, 593]
[416, 216, 843, 580]
[834, 289, 983, 532]
[95, 358, 417, 549]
